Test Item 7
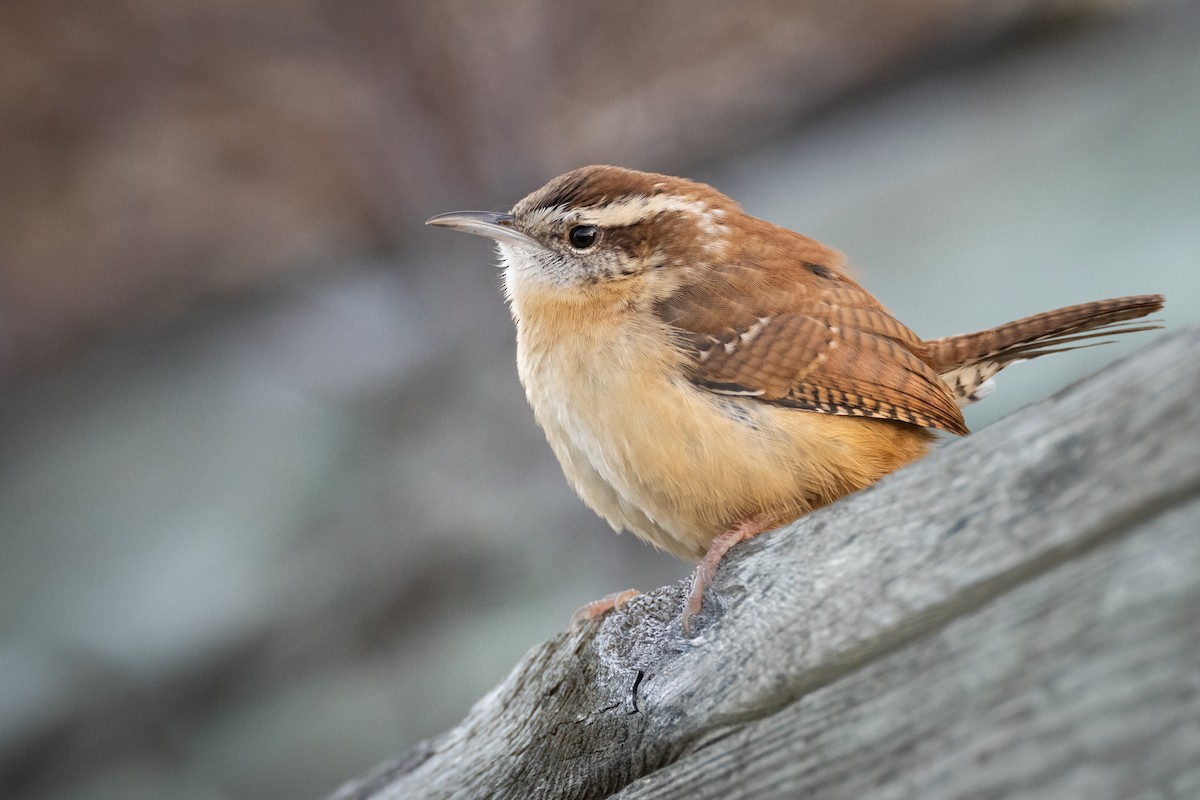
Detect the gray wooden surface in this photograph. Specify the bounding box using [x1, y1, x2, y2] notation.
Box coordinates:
[330, 327, 1200, 800]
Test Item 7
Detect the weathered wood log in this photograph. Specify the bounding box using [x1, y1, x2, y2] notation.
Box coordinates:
[330, 327, 1200, 800]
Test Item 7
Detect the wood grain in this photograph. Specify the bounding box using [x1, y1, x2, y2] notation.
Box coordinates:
[329, 327, 1200, 800]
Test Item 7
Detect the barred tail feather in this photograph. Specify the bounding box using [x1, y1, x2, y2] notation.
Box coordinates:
[925, 294, 1164, 406]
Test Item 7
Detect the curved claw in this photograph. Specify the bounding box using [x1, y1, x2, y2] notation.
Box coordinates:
[569, 588, 640, 630]
[681, 563, 717, 636]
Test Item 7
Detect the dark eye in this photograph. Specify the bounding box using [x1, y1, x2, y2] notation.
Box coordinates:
[568, 225, 599, 249]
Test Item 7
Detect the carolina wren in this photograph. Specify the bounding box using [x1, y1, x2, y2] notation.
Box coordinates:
[428, 165, 1164, 634]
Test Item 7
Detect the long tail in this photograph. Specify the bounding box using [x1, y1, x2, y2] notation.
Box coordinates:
[924, 294, 1164, 407]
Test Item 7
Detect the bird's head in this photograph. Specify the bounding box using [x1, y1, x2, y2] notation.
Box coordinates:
[428, 165, 741, 310]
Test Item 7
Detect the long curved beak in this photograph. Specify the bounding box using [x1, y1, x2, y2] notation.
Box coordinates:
[426, 211, 537, 248]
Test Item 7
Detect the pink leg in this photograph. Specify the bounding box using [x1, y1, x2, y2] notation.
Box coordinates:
[569, 588, 639, 630]
[682, 514, 773, 636]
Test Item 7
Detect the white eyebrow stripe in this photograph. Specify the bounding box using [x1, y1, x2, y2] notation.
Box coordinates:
[521, 192, 730, 251]
[574, 194, 714, 227]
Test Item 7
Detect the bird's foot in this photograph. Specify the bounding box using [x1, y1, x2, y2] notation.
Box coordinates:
[681, 514, 773, 636]
[569, 588, 639, 630]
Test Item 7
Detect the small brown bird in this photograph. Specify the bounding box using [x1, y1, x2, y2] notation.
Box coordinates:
[428, 165, 1163, 634]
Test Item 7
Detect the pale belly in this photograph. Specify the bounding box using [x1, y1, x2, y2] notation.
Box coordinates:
[512, 302, 933, 562]
[519, 341, 864, 561]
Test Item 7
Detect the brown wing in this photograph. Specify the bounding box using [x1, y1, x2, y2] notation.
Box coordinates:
[656, 251, 968, 435]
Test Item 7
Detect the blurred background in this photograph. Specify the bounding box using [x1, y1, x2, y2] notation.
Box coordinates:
[1, 1, 1198, 798]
